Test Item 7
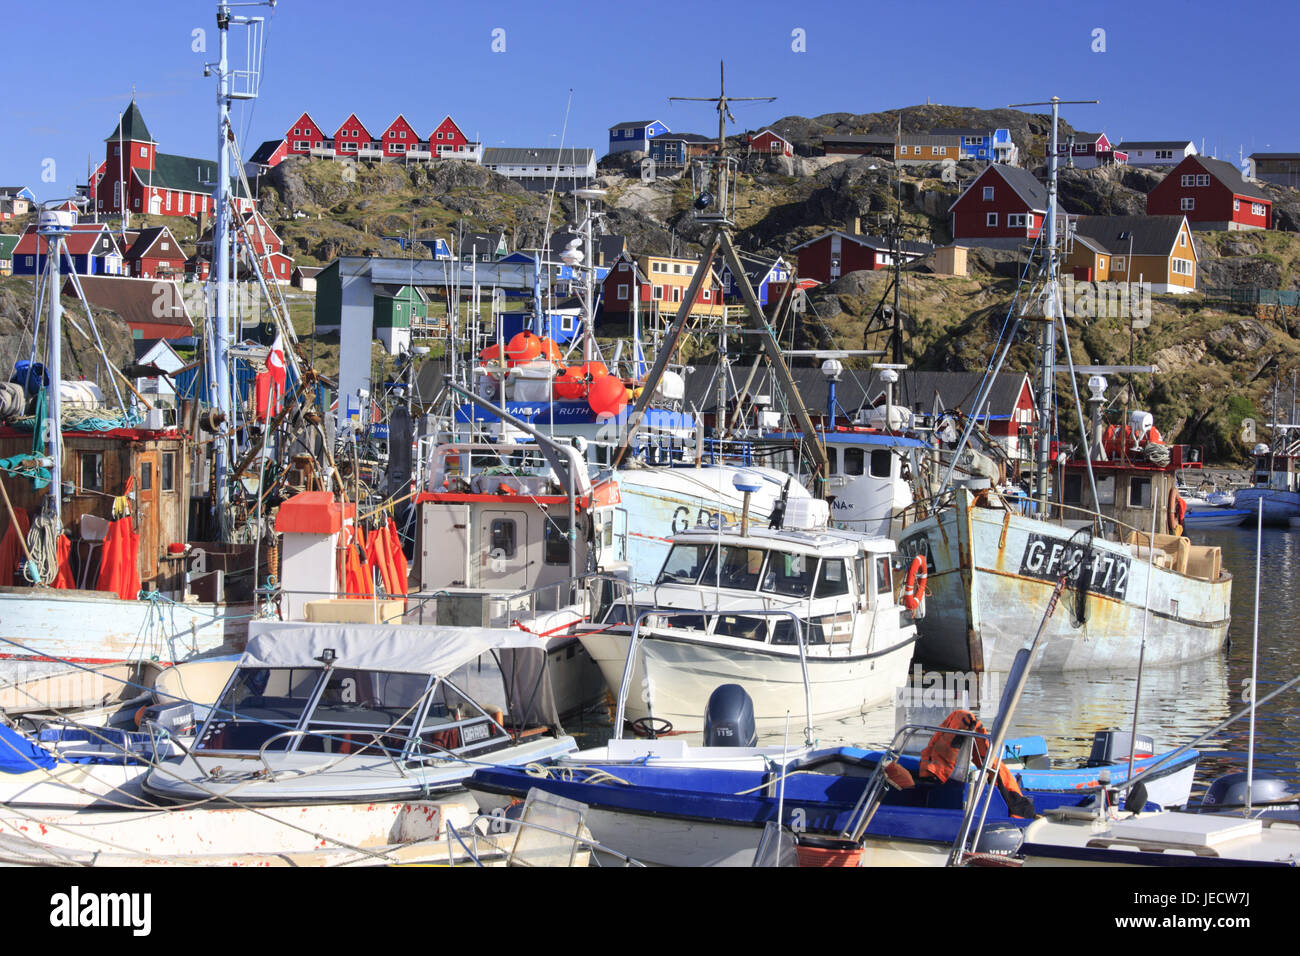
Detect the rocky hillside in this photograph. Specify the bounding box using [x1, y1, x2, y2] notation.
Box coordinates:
[237, 115, 1300, 464]
[0, 277, 135, 397]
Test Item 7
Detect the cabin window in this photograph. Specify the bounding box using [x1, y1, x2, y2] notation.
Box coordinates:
[161, 452, 176, 492]
[826, 447, 838, 474]
[414, 679, 506, 757]
[299, 669, 430, 755]
[1062, 472, 1083, 505]
[140, 460, 153, 491]
[489, 518, 517, 559]
[1129, 476, 1152, 508]
[983, 186, 995, 201]
[712, 614, 768, 640]
[815, 558, 851, 598]
[658, 543, 713, 585]
[703, 545, 765, 591]
[986, 213, 998, 227]
[762, 552, 818, 598]
[197, 666, 323, 751]
[79, 452, 103, 493]
[543, 518, 573, 565]
[870, 449, 892, 479]
[771, 618, 825, 646]
[877, 558, 892, 595]
[855, 555, 868, 594]
[844, 448, 864, 476]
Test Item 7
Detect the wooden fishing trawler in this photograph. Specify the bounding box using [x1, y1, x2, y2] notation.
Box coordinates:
[895, 99, 1231, 673]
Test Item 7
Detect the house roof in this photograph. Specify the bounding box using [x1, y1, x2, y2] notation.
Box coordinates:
[752, 129, 791, 145]
[950, 164, 1048, 213]
[1115, 141, 1193, 151]
[1194, 156, 1272, 201]
[1249, 152, 1300, 160]
[482, 147, 595, 166]
[898, 133, 961, 148]
[791, 230, 934, 257]
[609, 120, 662, 132]
[125, 226, 182, 260]
[13, 225, 118, 257]
[681, 365, 1029, 418]
[1070, 215, 1191, 258]
[722, 252, 787, 287]
[248, 139, 286, 165]
[656, 133, 715, 144]
[459, 232, 505, 257]
[66, 275, 192, 331]
[104, 101, 155, 144]
[293, 265, 323, 278]
[134, 152, 248, 198]
[930, 127, 1000, 137]
[0, 186, 34, 199]
[373, 283, 428, 301]
[0, 234, 21, 258]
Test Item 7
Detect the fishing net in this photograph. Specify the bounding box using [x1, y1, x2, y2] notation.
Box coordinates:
[1067, 524, 1094, 628]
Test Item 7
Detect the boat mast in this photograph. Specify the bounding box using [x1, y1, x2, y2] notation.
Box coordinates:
[36, 206, 76, 522]
[209, 0, 272, 538]
[1009, 96, 1098, 511]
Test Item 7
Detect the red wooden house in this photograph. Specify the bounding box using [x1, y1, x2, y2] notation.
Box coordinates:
[1052, 132, 1126, 169]
[949, 164, 1048, 242]
[381, 115, 422, 159]
[750, 129, 793, 158]
[332, 113, 373, 157]
[429, 115, 474, 159]
[286, 112, 328, 156]
[125, 226, 186, 279]
[1146, 155, 1272, 231]
[793, 231, 934, 284]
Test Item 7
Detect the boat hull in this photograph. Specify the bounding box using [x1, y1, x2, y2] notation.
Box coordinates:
[1233, 488, 1300, 525]
[0, 588, 248, 687]
[579, 627, 917, 731]
[900, 492, 1231, 672]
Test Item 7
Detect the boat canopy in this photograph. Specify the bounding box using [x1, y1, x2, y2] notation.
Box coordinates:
[244, 622, 545, 677]
[671, 525, 895, 557]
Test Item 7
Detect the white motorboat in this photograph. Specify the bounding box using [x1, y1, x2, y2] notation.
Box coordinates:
[140, 621, 577, 806]
[577, 479, 918, 731]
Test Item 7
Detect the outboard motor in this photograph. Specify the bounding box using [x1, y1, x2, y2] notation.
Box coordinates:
[703, 684, 757, 748]
[1199, 772, 1300, 814]
[1085, 728, 1153, 767]
[139, 701, 196, 736]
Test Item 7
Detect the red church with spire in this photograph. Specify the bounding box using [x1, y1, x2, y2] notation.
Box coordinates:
[93, 101, 253, 219]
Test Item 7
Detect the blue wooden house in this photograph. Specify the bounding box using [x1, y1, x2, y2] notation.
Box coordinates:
[608, 120, 669, 155]
[932, 127, 1019, 165]
[719, 252, 790, 306]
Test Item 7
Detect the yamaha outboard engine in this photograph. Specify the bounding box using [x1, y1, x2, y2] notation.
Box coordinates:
[703, 684, 757, 748]
[1085, 728, 1153, 767]
[1199, 772, 1300, 815]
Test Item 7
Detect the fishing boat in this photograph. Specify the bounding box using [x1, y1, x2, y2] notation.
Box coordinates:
[0, 656, 235, 811]
[1001, 728, 1198, 810]
[576, 474, 918, 731]
[140, 620, 577, 806]
[1235, 430, 1300, 525]
[891, 100, 1232, 672]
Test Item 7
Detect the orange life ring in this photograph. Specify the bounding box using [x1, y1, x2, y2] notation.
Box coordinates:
[1167, 485, 1184, 535]
[902, 555, 928, 612]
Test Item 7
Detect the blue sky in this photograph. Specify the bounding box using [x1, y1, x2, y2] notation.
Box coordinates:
[2, 0, 1296, 200]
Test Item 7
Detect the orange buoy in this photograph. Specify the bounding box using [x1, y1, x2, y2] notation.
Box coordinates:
[554, 365, 590, 400]
[539, 338, 563, 363]
[588, 372, 629, 417]
[505, 331, 542, 366]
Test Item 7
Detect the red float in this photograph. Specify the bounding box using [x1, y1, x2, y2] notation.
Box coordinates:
[588, 373, 629, 417]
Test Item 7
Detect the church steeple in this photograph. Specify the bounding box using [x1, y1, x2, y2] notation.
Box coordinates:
[104, 100, 155, 146]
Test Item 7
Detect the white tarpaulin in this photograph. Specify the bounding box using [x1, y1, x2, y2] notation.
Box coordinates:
[244, 622, 548, 677]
